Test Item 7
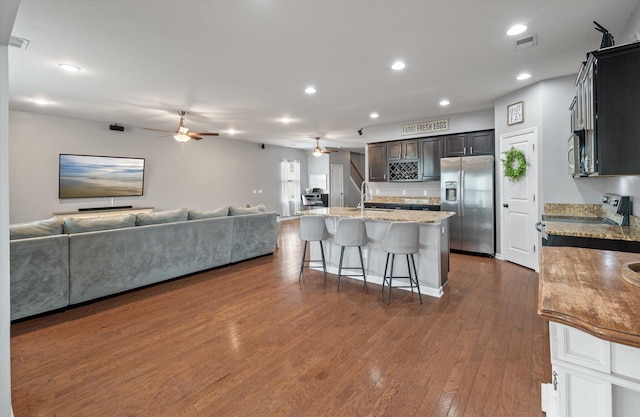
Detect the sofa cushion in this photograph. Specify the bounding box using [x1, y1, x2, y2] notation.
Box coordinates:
[229, 204, 267, 216]
[63, 214, 137, 234]
[10, 217, 63, 240]
[136, 208, 188, 226]
[188, 207, 229, 220]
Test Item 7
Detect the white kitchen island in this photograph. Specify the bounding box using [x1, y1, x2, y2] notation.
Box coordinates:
[297, 207, 454, 298]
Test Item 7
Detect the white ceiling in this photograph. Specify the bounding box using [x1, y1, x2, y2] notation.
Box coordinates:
[8, 0, 639, 151]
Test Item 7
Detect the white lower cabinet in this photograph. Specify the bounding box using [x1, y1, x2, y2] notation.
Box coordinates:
[554, 365, 612, 417]
[543, 322, 640, 417]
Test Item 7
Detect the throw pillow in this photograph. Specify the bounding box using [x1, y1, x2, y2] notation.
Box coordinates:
[229, 204, 267, 216]
[63, 214, 137, 234]
[188, 207, 229, 220]
[135, 208, 188, 226]
[9, 217, 63, 240]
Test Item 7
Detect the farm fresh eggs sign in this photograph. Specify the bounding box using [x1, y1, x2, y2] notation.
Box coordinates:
[401, 119, 449, 136]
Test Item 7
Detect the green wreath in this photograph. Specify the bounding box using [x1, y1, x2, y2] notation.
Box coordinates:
[501, 147, 529, 181]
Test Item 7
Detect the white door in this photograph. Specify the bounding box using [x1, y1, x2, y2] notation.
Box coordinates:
[500, 128, 539, 271]
[330, 164, 344, 207]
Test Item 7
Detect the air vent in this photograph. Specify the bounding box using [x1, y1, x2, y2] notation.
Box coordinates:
[9, 36, 30, 50]
[515, 34, 537, 49]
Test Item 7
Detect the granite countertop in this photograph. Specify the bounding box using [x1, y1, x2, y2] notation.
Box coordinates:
[297, 207, 454, 224]
[539, 246, 640, 348]
[367, 196, 441, 205]
[544, 221, 640, 242]
[543, 202, 640, 242]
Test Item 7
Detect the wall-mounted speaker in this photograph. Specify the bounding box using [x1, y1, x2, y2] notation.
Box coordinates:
[110, 124, 124, 132]
[261, 144, 265, 149]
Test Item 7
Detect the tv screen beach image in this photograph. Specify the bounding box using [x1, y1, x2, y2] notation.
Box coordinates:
[59, 154, 145, 198]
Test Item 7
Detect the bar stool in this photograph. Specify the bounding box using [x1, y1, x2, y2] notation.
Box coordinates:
[381, 222, 422, 304]
[298, 216, 329, 281]
[334, 217, 368, 290]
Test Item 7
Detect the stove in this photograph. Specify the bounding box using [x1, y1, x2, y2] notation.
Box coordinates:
[302, 193, 325, 210]
[601, 193, 631, 226]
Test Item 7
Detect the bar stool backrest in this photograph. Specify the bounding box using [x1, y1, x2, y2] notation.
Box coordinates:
[334, 218, 368, 247]
[299, 216, 329, 242]
[381, 222, 419, 255]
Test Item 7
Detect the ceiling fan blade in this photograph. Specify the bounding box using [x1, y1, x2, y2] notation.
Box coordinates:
[143, 127, 173, 133]
[192, 132, 219, 136]
[190, 135, 203, 140]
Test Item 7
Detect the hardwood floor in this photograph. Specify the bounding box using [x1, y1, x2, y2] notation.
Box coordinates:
[11, 219, 550, 416]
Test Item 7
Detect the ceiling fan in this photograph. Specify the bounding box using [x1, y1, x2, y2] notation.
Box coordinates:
[144, 111, 219, 142]
[312, 137, 337, 157]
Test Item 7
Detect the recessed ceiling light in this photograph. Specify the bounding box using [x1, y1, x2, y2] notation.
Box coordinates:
[58, 63, 81, 72]
[439, 99, 450, 106]
[517, 72, 532, 81]
[391, 61, 406, 71]
[507, 24, 527, 36]
[370, 112, 379, 119]
[279, 117, 293, 124]
[225, 129, 239, 135]
[305, 86, 316, 94]
[31, 98, 51, 105]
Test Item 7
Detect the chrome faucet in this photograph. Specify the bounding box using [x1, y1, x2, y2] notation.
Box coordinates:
[360, 181, 370, 215]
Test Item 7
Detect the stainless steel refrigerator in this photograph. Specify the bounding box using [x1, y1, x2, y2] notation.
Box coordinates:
[440, 155, 495, 255]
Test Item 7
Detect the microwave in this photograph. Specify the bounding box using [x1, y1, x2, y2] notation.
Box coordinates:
[567, 131, 585, 176]
[568, 129, 597, 177]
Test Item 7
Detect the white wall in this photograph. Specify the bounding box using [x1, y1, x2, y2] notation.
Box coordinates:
[306, 152, 329, 192]
[363, 108, 494, 143]
[1, 45, 13, 417]
[1, 0, 19, 415]
[329, 150, 361, 207]
[9, 111, 309, 222]
[620, 0, 640, 43]
[306, 150, 366, 208]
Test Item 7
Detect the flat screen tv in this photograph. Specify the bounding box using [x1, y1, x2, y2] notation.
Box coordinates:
[59, 154, 145, 199]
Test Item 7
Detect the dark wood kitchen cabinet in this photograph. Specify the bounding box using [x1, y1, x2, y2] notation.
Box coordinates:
[388, 139, 418, 161]
[443, 130, 494, 157]
[419, 137, 442, 180]
[592, 41, 640, 175]
[367, 143, 387, 181]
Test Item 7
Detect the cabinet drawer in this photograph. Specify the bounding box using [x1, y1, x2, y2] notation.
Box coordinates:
[612, 343, 640, 382]
[552, 322, 611, 373]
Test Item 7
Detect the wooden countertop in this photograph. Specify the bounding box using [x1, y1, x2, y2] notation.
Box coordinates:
[538, 246, 640, 348]
[297, 207, 454, 224]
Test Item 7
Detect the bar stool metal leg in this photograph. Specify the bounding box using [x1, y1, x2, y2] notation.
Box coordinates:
[319, 241, 327, 281]
[334, 217, 368, 291]
[299, 240, 328, 282]
[410, 253, 422, 303]
[388, 254, 396, 304]
[381, 222, 422, 304]
[358, 246, 367, 289]
[299, 240, 308, 281]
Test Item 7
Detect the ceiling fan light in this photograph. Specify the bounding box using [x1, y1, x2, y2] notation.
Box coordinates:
[313, 148, 322, 157]
[174, 134, 190, 143]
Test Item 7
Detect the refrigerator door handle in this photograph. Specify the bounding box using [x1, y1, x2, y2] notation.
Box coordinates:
[460, 170, 465, 216]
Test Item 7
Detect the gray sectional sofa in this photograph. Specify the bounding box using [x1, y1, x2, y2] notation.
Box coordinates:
[9, 207, 277, 320]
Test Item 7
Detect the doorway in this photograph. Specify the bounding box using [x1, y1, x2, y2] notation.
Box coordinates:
[280, 160, 300, 217]
[500, 127, 539, 271]
[330, 164, 344, 207]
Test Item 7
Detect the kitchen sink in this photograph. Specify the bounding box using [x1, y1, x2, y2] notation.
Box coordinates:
[622, 262, 640, 287]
